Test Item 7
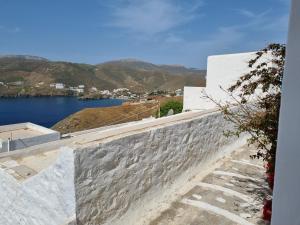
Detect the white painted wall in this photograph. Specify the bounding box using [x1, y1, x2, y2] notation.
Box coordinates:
[73, 110, 246, 225]
[183, 86, 210, 111]
[184, 52, 255, 111]
[272, 1, 298, 224]
[183, 51, 273, 111]
[205, 52, 257, 102]
[0, 148, 75, 225]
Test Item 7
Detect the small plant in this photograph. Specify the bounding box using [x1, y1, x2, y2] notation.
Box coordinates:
[160, 100, 183, 117]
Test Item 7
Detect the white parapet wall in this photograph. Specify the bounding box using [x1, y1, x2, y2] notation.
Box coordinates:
[74, 110, 247, 225]
[0, 110, 247, 225]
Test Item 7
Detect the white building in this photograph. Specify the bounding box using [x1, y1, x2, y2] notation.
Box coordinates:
[55, 83, 65, 89]
[75, 88, 84, 93]
[50, 83, 65, 89]
[100, 90, 111, 95]
[183, 51, 273, 111]
[78, 85, 85, 89]
[113, 88, 129, 93]
[90, 87, 98, 92]
[183, 86, 206, 111]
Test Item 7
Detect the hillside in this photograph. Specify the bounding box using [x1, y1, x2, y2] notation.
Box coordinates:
[0, 56, 206, 97]
[52, 102, 159, 134]
[52, 96, 182, 134]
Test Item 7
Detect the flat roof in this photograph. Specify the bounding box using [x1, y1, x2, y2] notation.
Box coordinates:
[0, 127, 44, 141]
[0, 123, 59, 142]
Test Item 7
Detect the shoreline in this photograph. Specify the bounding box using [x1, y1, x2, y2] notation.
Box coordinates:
[0, 97, 125, 128]
[0, 94, 112, 100]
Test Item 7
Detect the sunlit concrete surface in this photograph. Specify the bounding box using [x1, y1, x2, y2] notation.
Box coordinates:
[0, 150, 60, 181]
[148, 145, 269, 225]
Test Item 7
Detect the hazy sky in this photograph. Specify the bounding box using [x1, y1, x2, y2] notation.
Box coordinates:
[0, 0, 291, 68]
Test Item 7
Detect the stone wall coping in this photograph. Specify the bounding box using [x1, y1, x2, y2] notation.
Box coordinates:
[0, 108, 218, 160]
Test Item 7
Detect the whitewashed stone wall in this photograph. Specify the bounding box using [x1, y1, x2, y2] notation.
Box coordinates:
[74, 110, 245, 225]
[0, 110, 246, 225]
[0, 148, 75, 225]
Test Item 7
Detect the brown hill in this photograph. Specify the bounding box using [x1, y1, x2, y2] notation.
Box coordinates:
[52, 96, 183, 134]
[52, 102, 159, 134]
[0, 56, 206, 96]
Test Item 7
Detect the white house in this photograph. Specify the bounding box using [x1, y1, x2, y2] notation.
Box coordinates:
[113, 88, 129, 93]
[75, 88, 84, 93]
[90, 87, 98, 92]
[50, 83, 65, 89]
[55, 83, 65, 89]
[100, 90, 112, 96]
[175, 89, 182, 96]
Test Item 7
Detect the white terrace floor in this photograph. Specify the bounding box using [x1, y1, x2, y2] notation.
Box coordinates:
[149, 145, 270, 225]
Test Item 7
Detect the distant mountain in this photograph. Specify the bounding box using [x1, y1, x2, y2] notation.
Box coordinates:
[0, 55, 206, 96]
[101, 59, 206, 76]
[0, 55, 48, 61]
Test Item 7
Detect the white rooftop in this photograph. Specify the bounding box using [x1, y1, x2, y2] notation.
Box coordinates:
[0, 123, 56, 141]
[0, 123, 60, 152]
[0, 127, 44, 141]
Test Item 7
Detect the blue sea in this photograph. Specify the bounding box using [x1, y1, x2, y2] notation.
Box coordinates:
[0, 97, 123, 128]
